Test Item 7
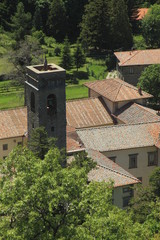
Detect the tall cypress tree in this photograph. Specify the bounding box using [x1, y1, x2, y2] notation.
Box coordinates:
[109, 0, 133, 50]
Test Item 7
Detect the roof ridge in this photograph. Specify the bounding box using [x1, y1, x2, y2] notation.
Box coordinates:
[135, 103, 159, 115]
[98, 163, 139, 181]
[76, 121, 160, 132]
[121, 50, 140, 66]
[66, 97, 97, 103]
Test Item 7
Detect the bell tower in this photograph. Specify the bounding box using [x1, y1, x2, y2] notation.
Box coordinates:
[25, 63, 66, 150]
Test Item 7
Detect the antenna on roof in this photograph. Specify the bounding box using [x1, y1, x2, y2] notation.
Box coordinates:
[44, 55, 48, 71]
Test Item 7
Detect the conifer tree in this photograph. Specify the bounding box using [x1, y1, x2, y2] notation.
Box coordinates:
[73, 41, 86, 71]
[11, 2, 31, 41]
[60, 37, 72, 70]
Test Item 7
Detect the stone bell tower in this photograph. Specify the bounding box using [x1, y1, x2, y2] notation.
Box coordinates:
[25, 62, 66, 150]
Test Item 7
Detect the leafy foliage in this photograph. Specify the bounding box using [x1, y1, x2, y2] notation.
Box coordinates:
[138, 64, 160, 103]
[80, 0, 132, 50]
[0, 146, 152, 239]
[28, 126, 56, 160]
[142, 4, 160, 48]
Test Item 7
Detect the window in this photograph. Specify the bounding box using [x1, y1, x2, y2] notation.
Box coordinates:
[123, 186, 133, 196]
[123, 196, 131, 208]
[3, 144, 8, 151]
[109, 156, 116, 162]
[18, 142, 22, 146]
[129, 154, 138, 169]
[51, 126, 54, 132]
[148, 152, 158, 166]
[129, 67, 134, 74]
[3, 156, 7, 160]
[31, 92, 35, 112]
[47, 94, 57, 115]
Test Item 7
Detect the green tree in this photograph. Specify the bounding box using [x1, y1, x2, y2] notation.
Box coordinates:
[69, 151, 96, 173]
[80, 0, 132, 50]
[149, 167, 160, 197]
[0, 146, 150, 239]
[47, 0, 67, 42]
[73, 41, 86, 71]
[80, 0, 110, 50]
[142, 4, 160, 48]
[28, 126, 56, 160]
[108, 0, 133, 50]
[11, 2, 31, 41]
[33, 5, 43, 31]
[138, 64, 160, 104]
[60, 36, 72, 70]
[9, 35, 43, 86]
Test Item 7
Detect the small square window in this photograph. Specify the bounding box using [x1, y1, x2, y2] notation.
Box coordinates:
[148, 152, 158, 166]
[51, 126, 54, 132]
[129, 154, 138, 169]
[3, 156, 7, 160]
[18, 142, 22, 146]
[3, 144, 8, 151]
[109, 156, 116, 162]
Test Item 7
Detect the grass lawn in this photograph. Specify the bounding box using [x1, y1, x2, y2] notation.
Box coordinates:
[0, 92, 24, 110]
[0, 43, 107, 109]
[0, 57, 13, 75]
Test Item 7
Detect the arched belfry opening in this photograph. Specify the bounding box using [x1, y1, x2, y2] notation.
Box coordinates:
[47, 94, 57, 115]
[31, 92, 35, 112]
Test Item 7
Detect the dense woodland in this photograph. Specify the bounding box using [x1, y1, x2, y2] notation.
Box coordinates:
[0, 0, 160, 48]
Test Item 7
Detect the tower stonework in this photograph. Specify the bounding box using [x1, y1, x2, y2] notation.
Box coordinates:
[25, 64, 66, 150]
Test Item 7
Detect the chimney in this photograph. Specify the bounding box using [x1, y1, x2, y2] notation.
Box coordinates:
[138, 86, 142, 95]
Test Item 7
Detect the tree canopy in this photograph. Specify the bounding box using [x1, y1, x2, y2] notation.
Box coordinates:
[80, 0, 132, 50]
[0, 145, 156, 239]
[138, 64, 160, 104]
[142, 4, 160, 48]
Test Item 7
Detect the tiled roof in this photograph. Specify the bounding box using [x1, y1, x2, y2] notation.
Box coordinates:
[131, 8, 149, 21]
[113, 102, 160, 124]
[67, 136, 84, 153]
[84, 78, 152, 102]
[66, 97, 113, 128]
[77, 122, 160, 152]
[0, 107, 27, 139]
[67, 126, 85, 153]
[87, 149, 140, 187]
[114, 49, 160, 66]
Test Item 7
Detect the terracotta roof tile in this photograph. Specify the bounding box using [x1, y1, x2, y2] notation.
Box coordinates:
[66, 97, 113, 128]
[131, 8, 149, 21]
[84, 78, 152, 102]
[87, 149, 140, 187]
[113, 102, 160, 124]
[114, 49, 160, 66]
[77, 122, 160, 152]
[0, 107, 27, 139]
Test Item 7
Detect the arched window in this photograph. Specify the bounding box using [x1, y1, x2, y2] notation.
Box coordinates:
[31, 92, 35, 112]
[47, 94, 57, 115]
